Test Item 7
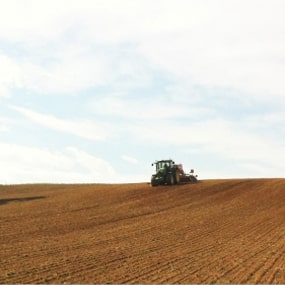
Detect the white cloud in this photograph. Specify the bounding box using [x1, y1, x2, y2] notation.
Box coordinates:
[0, 53, 21, 97]
[0, 46, 109, 96]
[88, 93, 215, 120]
[0, 117, 10, 132]
[121, 155, 138, 164]
[65, 147, 117, 179]
[128, 118, 285, 177]
[18, 47, 109, 94]
[1, 0, 285, 100]
[0, 143, 118, 184]
[0, 0, 194, 44]
[10, 105, 109, 140]
[0, 0, 74, 43]
[246, 112, 285, 127]
[137, 1, 285, 99]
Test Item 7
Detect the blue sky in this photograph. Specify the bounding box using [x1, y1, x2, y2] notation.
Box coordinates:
[0, 0, 284, 183]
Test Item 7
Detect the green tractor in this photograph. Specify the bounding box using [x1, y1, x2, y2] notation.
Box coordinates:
[150, 159, 180, 186]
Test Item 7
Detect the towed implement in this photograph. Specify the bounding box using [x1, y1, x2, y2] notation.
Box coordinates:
[151, 159, 198, 187]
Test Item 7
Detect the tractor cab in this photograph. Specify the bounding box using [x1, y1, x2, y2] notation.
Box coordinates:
[152, 160, 174, 172]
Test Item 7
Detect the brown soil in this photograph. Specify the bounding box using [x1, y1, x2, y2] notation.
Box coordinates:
[0, 179, 285, 283]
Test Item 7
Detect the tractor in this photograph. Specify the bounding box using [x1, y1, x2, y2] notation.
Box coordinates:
[150, 159, 198, 187]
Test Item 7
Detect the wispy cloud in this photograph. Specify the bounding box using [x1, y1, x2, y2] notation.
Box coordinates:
[10, 105, 109, 140]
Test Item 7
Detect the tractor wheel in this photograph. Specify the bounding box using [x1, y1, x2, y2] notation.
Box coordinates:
[167, 173, 174, 185]
[151, 175, 158, 186]
[174, 171, 180, 184]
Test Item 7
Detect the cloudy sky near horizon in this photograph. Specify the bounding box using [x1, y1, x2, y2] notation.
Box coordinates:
[1, 0, 285, 184]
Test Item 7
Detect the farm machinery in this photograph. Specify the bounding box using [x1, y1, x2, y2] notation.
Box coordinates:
[150, 159, 198, 187]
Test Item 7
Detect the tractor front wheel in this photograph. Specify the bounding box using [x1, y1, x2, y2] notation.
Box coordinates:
[151, 175, 159, 186]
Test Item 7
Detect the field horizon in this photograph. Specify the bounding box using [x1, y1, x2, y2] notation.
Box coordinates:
[1, 178, 285, 283]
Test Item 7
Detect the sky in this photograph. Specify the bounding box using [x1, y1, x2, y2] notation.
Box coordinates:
[0, 0, 285, 184]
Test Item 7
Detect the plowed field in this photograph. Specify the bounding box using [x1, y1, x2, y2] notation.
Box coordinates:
[1, 179, 285, 283]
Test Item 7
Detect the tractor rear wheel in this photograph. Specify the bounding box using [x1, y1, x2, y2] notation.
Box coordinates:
[174, 171, 180, 184]
[167, 173, 174, 185]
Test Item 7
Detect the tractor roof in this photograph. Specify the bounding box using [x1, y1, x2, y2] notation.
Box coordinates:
[153, 159, 174, 163]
